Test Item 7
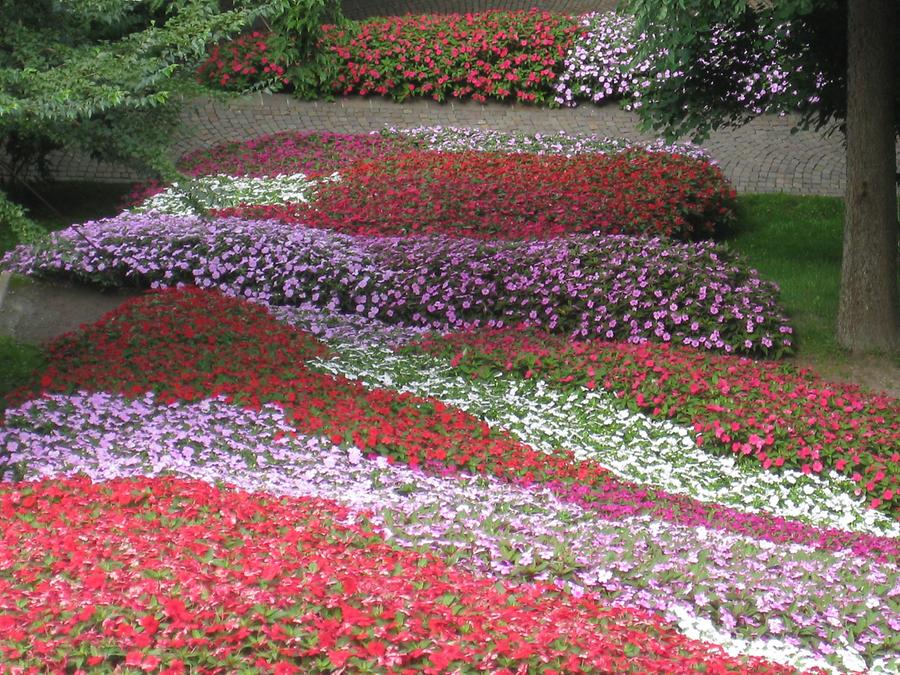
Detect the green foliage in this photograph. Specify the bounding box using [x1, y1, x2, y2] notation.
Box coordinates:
[0, 0, 274, 186]
[0, 191, 46, 249]
[262, 0, 347, 99]
[621, 0, 899, 141]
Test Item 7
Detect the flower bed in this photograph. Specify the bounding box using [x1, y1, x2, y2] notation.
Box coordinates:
[223, 149, 736, 240]
[133, 172, 338, 215]
[2, 287, 896, 672]
[1, 214, 791, 355]
[178, 131, 410, 178]
[126, 131, 408, 209]
[5, 390, 896, 669]
[1, 288, 890, 560]
[3, 476, 803, 672]
[197, 30, 289, 91]
[130, 131, 730, 241]
[383, 125, 711, 160]
[553, 12, 644, 106]
[198, 11, 578, 104]
[196, 10, 803, 118]
[408, 328, 900, 516]
[310, 335, 897, 538]
[321, 10, 577, 104]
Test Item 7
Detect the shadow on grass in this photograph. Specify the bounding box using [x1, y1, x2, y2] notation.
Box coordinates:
[724, 193, 899, 395]
[0, 335, 44, 410]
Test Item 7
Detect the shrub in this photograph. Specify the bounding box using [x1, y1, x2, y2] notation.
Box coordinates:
[196, 31, 290, 92]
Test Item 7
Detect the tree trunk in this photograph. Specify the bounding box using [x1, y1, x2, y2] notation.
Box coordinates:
[838, 0, 899, 352]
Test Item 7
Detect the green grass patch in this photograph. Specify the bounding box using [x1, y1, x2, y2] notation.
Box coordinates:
[726, 193, 845, 360]
[726, 193, 900, 372]
[0, 335, 44, 407]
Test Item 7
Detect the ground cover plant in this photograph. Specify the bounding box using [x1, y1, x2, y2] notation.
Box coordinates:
[320, 10, 577, 103]
[199, 10, 579, 104]
[1, 287, 897, 673]
[177, 128, 711, 174]
[1, 214, 792, 356]
[1, 476, 817, 673]
[130, 129, 735, 241]
[178, 131, 410, 178]
[195, 9, 809, 119]
[407, 328, 900, 517]
[382, 125, 711, 160]
[2, 131, 897, 673]
[225, 149, 735, 240]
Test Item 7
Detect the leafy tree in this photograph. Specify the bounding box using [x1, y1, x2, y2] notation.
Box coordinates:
[624, 0, 899, 353]
[0, 0, 281, 240]
[262, 0, 347, 98]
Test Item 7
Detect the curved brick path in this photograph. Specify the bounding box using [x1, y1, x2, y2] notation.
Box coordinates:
[58, 94, 854, 196]
[42, 0, 899, 196]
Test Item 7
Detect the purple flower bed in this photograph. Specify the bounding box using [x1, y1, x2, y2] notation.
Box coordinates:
[2, 213, 793, 355]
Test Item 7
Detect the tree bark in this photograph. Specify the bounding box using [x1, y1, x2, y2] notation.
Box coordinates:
[838, 0, 899, 352]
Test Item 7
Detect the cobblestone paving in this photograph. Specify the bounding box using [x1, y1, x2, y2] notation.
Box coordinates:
[53, 94, 872, 197]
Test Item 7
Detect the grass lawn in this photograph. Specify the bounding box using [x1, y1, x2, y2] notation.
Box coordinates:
[0, 334, 44, 402]
[726, 193, 900, 387]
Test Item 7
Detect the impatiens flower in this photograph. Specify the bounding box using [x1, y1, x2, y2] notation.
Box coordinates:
[0, 476, 806, 673]
[2, 213, 791, 356]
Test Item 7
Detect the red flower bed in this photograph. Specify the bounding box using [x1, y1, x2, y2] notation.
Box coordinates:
[220, 149, 736, 240]
[320, 10, 577, 104]
[409, 328, 900, 516]
[6, 288, 896, 561]
[6, 289, 608, 491]
[197, 11, 577, 105]
[197, 30, 289, 91]
[177, 131, 412, 179]
[125, 132, 412, 208]
[0, 476, 806, 672]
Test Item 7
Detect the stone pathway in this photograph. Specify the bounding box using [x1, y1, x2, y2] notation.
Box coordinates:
[57, 94, 862, 196]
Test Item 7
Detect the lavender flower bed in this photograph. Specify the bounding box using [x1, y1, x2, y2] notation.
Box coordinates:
[3, 391, 896, 672]
[2, 214, 793, 355]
